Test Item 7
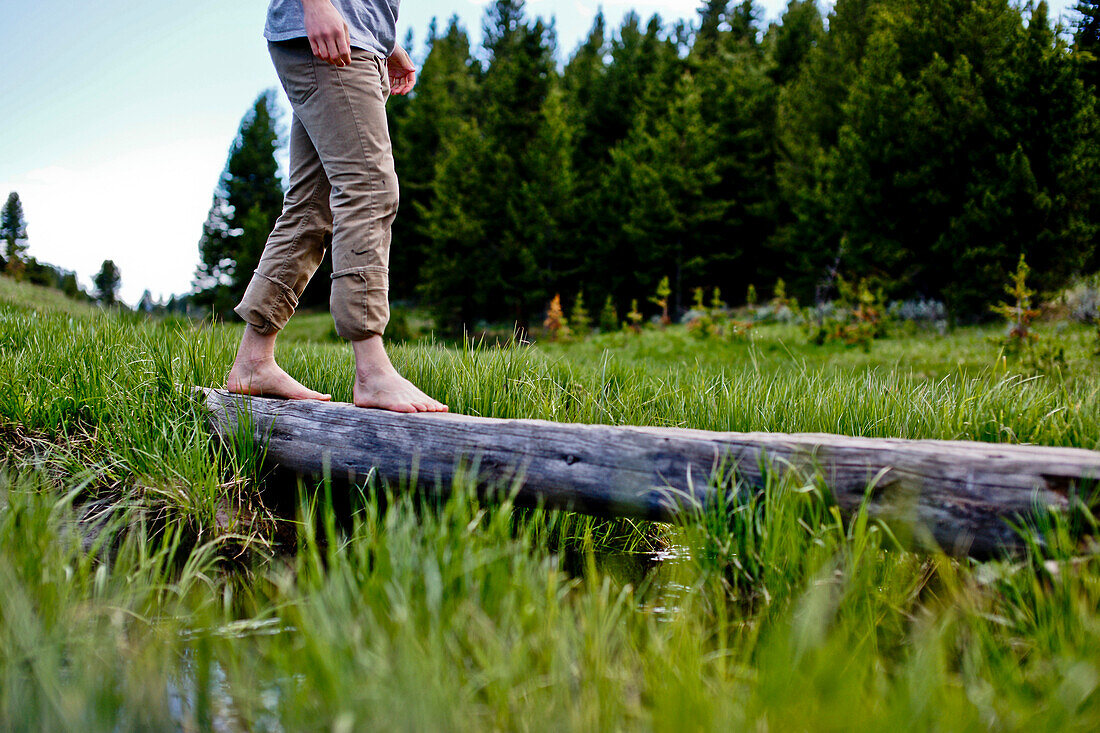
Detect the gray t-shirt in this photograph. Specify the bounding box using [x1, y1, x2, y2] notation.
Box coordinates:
[265, 0, 400, 59]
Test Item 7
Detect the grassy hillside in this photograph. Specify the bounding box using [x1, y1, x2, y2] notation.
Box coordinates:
[2, 279, 1099, 729]
[0, 276, 100, 318]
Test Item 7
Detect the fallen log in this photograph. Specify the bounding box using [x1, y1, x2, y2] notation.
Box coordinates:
[199, 388, 1100, 557]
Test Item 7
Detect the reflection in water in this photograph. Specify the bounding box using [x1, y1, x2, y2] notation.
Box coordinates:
[557, 539, 695, 619]
[169, 620, 295, 733]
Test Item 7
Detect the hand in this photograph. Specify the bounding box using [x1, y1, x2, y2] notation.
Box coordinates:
[303, 0, 351, 67]
[387, 44, 417, 95]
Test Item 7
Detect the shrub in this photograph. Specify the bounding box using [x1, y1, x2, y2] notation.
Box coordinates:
[686, 287, 752, 341]
[801, 278, 888, 351]
[887, 298, 948, 334]
[1061, 275, 1100, 324]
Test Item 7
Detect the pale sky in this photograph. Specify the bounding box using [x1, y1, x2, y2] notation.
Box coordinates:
[0, 0, 1083, 304]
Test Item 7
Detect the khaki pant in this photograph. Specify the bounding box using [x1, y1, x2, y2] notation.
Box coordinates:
[234, 39, 396, 340]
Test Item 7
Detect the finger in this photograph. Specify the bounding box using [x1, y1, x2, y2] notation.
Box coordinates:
[314, 36, 332, 64]
[325, 37, 342, 66]
[313, 38, 333, 64]
[338, 25, 352, 66]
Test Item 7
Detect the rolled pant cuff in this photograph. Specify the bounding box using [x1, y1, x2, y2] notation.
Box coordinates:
[234, 270, 299, 334]
[330, 265, 389, 340]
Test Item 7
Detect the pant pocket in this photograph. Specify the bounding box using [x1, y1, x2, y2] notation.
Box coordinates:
[377, 56, 390, 99]
[269, 40, 318, 105]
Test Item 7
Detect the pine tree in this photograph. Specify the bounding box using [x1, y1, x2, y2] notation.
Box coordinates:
[610, 71, 724, 318]
[696, 0, 728, 55]
[772, 0, 886, 301]
[727, 1, 763, 48]
[94, 260, 121, 306]
[766, 1, 824, 87]
[562, 12, 609, 177]
[558, 14, 609, 294]
[1075, 0, 1100, 93]
[419, 122, 475, 328]
[390, 18, 478, 297]
[690, 0, 780, 309]
[1, 192, 29, 281]
[569, 13, 676, 312]
[193, 90, 283, 316]
[421, 0, 559, 331]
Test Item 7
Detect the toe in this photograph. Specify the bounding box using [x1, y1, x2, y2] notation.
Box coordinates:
[387, 397, 418, 413]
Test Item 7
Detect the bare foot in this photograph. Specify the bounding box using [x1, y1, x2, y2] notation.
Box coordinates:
[226, 360, 332, 401]
[353, 369, 448, 413]
[226, 325, 331, 401]
[350, 333, 447, 413]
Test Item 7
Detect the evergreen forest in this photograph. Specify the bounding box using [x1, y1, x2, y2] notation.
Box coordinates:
[194, 0, 1100, 332]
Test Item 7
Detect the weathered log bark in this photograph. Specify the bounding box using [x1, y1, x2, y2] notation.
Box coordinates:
[199, 388, 1100, 557]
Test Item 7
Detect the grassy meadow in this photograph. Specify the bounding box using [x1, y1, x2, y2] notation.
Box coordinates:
[2, 277, 1100, 730]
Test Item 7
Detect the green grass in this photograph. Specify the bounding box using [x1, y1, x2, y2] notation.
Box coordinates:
[2, 276, 1100, 730]
[0, 276, 100, 319]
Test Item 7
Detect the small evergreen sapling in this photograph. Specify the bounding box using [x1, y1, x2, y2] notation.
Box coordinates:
[990, 254, 1041, 347]
[649, 276, 672, 326]
[771, 278, 790, 309]
[569, 291, 591, 337]
[599, 295, 618, 333]
[989, 254, 1066, 372]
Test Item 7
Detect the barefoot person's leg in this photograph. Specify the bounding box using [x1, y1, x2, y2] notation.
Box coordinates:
[226, 324, 331, 401]
[229, 79, 333, 400]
